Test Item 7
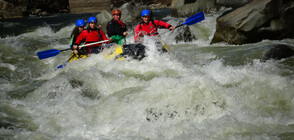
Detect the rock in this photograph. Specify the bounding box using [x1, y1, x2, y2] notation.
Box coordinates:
[32, 9, 41, 15]
[149, 3, 168, 9]
[215, 0, 253, 8]
[69, 0, 111, 14]
[0, 0, 28, 18]
[175, 26, 196, 42]
[262, 44, 294, 61]
[95, 10, 112, 33]
[39, 11, 48, 16]
[171, 0, 185, 8]
[118, 2, 141, 22]
[28, 0, 69, 14]
[172, 0, 219, 17]
[211, 0, 294, 45]
[96, 10, 112, 27]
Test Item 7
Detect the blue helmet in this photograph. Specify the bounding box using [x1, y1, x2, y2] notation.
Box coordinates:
[76, 19, 85, 27]
[88, 17, 97, 23]
[141, 10, 151, 17]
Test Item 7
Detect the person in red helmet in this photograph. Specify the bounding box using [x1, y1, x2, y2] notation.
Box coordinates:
[134, 9, 175, 43]
[73, 17, 111, 54]
[107, 9, 128, 45]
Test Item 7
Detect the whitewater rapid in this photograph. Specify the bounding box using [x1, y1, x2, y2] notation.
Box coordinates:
[0, 13, 294, 140]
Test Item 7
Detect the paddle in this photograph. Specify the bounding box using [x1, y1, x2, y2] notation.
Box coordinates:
[158, 11, 205, 36]
[175, 11, 205, 28]
[37, 40, 108, 60]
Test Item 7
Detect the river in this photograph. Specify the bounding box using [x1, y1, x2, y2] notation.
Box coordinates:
[0, 11, 294, 140]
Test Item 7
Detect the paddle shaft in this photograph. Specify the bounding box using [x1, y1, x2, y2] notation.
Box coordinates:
[60, 48, 72, 52]
[37, 40, 109, 60]
[79, 40, 108, 48]
[175, 24, 184, 29]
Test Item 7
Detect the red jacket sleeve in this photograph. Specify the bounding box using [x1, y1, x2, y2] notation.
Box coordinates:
[100, 30, 109, 44]
[154, 20, 172, 29]
[134, 24, 141, 43]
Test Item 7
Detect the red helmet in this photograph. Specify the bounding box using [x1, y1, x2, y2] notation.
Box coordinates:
[112, 9, 121, 15]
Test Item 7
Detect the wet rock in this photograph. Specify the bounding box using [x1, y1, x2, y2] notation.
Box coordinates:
[211, 0, 294, 45]
[262, 44, 294, 61]
[175, 26, 196, 42]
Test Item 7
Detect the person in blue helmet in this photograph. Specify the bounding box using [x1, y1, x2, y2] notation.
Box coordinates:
[73, 16, 110, 55]
[134, 9, 175, 42]
[70, 19, 85, 50]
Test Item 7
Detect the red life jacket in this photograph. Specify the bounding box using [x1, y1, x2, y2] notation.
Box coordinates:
[139, 20, 158, 36]
[134, 20, 171, 42]
[75, 28, 108, 53]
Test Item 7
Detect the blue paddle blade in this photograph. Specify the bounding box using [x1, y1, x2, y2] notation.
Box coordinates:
[182, 11, 205, 26]
[37, 49, 61, 59]
[54, 63, 67, 71]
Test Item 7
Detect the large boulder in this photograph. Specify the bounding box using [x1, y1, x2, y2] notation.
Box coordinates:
[262, 44, 294, 61]
[172, 0, 219, 17]
[0, 0, 28, 18]
[211, 0, 294, 45]
[175, 26, 196, 42]
[215, 0, 253, 8]
[118, 2, 141, 22]
[96, 10, 112, 25]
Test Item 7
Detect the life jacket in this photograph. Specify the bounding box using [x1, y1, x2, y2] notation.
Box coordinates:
[139, 20, 158, 36]
[134, 20, 171, 42]
[106, 19, 127, 37]
[75, 28, 107, 53]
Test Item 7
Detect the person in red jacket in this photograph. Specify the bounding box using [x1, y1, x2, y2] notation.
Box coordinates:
[134, 9, 175, 43]
[73, 17, 110, 54]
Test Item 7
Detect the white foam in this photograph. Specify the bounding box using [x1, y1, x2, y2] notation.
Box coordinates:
[0, 63, 16, 71]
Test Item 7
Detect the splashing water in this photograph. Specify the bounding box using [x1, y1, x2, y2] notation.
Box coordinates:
[0, 13, 294, 140]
